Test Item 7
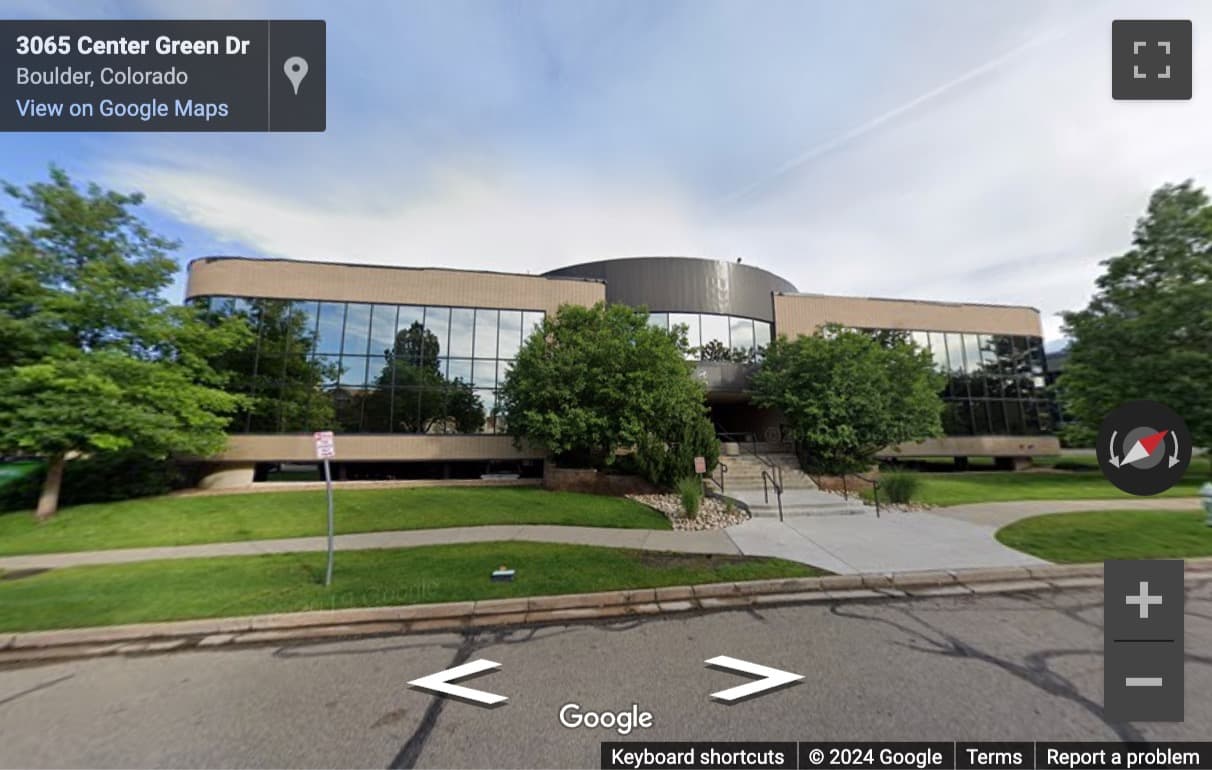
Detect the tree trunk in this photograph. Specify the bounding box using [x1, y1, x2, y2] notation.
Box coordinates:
[35, 452, 67, 521]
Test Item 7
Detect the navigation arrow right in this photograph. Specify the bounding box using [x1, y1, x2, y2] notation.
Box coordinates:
[706, 655, 803, 703]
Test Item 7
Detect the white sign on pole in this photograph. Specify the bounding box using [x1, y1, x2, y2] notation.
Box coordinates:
[694, 456, 707, 474]
[314, 430, 336, 459]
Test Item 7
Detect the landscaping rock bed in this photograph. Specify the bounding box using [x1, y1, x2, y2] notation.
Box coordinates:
[626, 494, 747, 531]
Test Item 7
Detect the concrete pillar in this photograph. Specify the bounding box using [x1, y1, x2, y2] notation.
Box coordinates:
[196, 462, 256, 490]
[995, 456, 1033, 472]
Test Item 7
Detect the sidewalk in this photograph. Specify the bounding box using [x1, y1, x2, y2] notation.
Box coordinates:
[0, 525, 740, 572]
[0, 497, 1200, 574]
[928, 496, 1199, 528]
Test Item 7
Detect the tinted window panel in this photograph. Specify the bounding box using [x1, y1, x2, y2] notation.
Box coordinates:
[341, 303, 372, 357]
[474, 309, 499, 359]
[498, 310, 523, 359]
[927, 332, 949, 371]
[648, 312, 668, 331]
[522, 311, 544, 343]
[755, 321, 772, 349]
[730, 316, 755, 351]
[368, 305, 398, 359]
[670, 313, 700, 350]
[448, 358, 472, 385]
[473, 360, 497, 388]
[701, 314, 729, 348]
[449, 308, 475, 357]
[339, 356, 370, 387]
[424, 307, 451, 357]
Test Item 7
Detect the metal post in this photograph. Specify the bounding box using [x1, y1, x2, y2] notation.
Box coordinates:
[1201, 482, 1212, 527]
[323, 458, 335, 586]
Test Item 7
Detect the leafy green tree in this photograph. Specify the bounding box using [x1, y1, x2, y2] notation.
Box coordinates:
[499, 302, 717, 480]
[361, 322, 485, 433]
[203, 298, 336, 432]
[752, 326, 944, 474]
[1061, 181, 1212, 448]
[0, 168, 251, 518]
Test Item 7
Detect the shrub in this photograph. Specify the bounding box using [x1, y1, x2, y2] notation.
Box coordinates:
[633, 416, 719, 489]
[0, 451, 187, 512]
[676, 476, 702, 518]
[880, 472, 920, 504]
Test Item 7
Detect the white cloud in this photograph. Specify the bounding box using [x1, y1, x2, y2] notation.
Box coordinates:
[100, 0, 1212, 346]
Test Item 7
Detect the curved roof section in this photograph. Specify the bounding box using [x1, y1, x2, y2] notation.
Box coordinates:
[543, 256, 796, 322]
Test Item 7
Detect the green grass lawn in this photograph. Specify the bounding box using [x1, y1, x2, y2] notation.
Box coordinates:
[0, 487, 670, 557]
[996, 510, 1212, 563]
[0, 542, 821, 632]
[897, 470, 1205, 507]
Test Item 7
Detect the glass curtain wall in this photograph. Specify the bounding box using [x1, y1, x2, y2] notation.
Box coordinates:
[199, 296, 543, 434]
[647, 311, 772, 360]
[859, 327, 1052, 436]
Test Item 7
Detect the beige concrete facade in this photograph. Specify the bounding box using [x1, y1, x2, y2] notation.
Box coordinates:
[210, 434, 544, 463]
[885, 435, 1061, 458]
[185, 257, 605, 316]
[773, 293, 1043, 338]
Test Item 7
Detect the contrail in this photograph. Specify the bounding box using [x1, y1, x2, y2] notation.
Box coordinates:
[719, 25, 1069, 206]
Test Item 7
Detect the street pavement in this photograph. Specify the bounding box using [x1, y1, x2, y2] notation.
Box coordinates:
[1, 582, 1210, 769]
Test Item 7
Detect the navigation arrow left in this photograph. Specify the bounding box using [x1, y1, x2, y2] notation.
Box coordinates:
[408, 659, 508, 706]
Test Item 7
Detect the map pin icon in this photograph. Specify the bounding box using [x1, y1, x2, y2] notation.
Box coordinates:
[284, 56, 309, 95]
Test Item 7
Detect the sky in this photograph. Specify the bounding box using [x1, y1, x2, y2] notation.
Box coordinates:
[3, 0, 1210, 347]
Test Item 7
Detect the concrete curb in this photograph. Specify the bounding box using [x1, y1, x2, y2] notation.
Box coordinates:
[4, 558, 1210, 665]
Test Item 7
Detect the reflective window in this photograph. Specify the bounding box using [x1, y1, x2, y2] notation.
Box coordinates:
[448, 308, 475, 357]
[669, 313, 700, 351]
[522, 311, 544, 343]
[700, 314, 729, 348]
[448, 358, 472, 384]
[473, 359, 497, 389]
[755, 321, 772, 349]
[944, 333, 966, 374]
[339, 355, 370, 387]
[474, 309, 499, 359]
[910, 331, 930, 353]
[197, 295, 545, 436]
[498, 311, 523, 360]
[730, 317, 755, 351]
[648, 312, 668, 331]
[342, 303, 373, 357]
[927, 332, 949, 371]
[368, 304, 398, 359]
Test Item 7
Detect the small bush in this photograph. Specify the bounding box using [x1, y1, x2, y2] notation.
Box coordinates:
[0, 451, 187, 512]
[676, 476, 702, 518]
[880, 472, 920, 504]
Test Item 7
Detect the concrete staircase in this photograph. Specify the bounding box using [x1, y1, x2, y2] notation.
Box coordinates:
[711, 452, 818, 491]
[709, 452, 870, 517]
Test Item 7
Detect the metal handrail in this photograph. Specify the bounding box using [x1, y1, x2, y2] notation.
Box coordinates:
[713, 461, 728, 494]
[761, 466, 784, 522]
[838, 472, 882, 518]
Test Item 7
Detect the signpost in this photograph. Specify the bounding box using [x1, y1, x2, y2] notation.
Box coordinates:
[694, 455, 707, 495]
[313, 431, 336, 586]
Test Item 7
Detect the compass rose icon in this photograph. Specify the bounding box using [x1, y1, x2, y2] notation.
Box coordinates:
[1097, 401, 1192, 495]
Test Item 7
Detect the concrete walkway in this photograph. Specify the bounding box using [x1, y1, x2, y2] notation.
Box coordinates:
[724, 510, 1049, 574]
[928, 496, 1199, 528]
[0, 526, 739, 572]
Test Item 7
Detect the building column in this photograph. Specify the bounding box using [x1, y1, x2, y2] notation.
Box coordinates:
[995, 456, 1033, 472]
[196, 462, 257, 489]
